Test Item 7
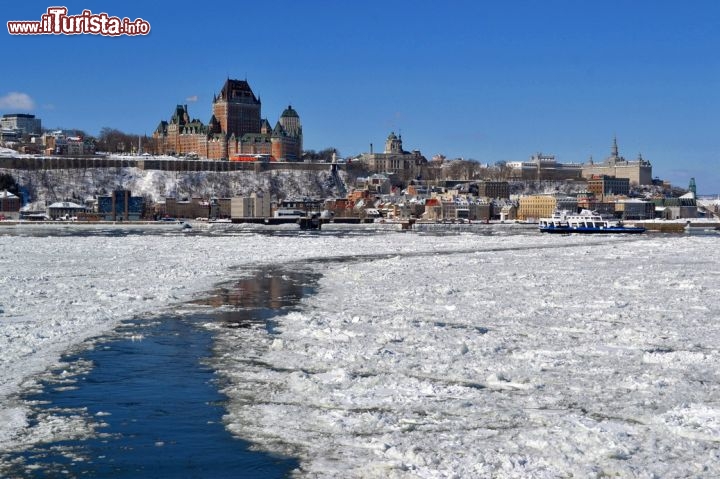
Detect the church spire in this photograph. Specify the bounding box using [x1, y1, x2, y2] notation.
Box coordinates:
[611, 136, 619, 158]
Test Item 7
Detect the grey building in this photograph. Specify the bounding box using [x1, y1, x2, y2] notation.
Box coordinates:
[1, 114, 42, 135]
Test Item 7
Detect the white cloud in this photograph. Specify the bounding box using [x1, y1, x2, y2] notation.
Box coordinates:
[0, 92, 35, 111]
[186, 95, 198, 102]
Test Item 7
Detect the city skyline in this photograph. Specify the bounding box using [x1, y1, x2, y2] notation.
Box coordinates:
[3, 1, 719, 193]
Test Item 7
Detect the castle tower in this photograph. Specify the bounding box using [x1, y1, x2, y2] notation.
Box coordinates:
[212, 79, 261, 138]
[279, 105, 301, 136]
[274, 105, 302, 160]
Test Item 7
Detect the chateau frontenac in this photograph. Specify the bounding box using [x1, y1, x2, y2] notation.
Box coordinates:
[153, 79, 302, 161]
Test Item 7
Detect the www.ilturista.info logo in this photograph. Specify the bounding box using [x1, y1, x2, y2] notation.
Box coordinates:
[7, 7, 150, 36]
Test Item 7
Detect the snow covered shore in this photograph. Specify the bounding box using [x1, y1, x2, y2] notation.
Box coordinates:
[2, 230, 719, 477]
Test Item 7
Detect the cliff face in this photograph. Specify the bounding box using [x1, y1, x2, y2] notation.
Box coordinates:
[0, 167, 341, 206]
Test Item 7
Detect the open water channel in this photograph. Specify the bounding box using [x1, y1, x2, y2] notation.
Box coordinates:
[1, 265, 319, 478]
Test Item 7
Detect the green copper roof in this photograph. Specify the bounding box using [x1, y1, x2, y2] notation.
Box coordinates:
[280, 105, 299, 118]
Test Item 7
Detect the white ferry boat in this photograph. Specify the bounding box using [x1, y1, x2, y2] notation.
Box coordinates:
[539, 210, 645, 234]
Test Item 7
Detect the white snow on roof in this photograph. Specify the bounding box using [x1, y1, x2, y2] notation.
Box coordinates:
[47, 201, 85, 209]
[0, 190, 18, 199]
[0, 147, 18, 157]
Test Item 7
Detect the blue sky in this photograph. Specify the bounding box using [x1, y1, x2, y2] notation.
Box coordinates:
[3, 1, 719, 192]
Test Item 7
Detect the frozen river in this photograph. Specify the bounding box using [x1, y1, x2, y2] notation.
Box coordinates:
[1, 226, 719, 477]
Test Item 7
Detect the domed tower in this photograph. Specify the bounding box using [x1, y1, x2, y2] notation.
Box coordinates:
[274, 105, 302, 161]
[279, 105, 301, 137]
[384, 131, 403, 154]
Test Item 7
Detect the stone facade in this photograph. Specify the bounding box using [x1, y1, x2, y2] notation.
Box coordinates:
[154, 79, 302, 161]
[508, 153, 583, 181]
[360, 132, 427, 180]
[582, 138, 652, 185]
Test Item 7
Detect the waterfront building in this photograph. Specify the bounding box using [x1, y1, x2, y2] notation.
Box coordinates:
[162, 197, 214, 219]
[97, 190, 144, 221]
[154, 79, 302, 161]
[653, 192, 698, 220]
[424, 195, 491, 221]
[47, 201, 88, 220]
[499, 203, 518, 221]
[518, 194, 578, 221]
[615, 199, 655, 220]
[0, 190, 21, 218]
[231, 192, 271, 219]
[582, 138, 652, 185]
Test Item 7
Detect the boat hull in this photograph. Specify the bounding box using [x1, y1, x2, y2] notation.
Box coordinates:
[540, 226, 646, 234]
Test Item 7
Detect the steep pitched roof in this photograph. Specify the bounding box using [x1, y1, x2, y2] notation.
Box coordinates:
[272, 121, 286, 137]
[218, 79, 258, 103]
[170, 105, 189, 125]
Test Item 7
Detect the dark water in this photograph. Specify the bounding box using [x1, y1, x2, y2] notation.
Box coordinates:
[1, 266, 319, 479]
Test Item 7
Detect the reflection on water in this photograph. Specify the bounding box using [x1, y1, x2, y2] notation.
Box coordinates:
[0, 265, 321, 478]
[193, 266, 320, 326]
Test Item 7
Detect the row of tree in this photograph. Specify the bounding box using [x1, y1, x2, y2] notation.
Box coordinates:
[94, 128, 146, 153]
